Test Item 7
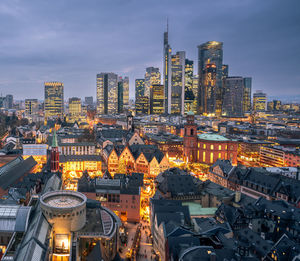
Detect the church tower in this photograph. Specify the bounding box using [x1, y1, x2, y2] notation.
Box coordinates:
[183, 112, 198, 162]
[50, 129, 60, 172]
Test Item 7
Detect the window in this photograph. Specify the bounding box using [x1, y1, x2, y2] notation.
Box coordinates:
[211, 145, 214, 150]
[203, 152, 206, 162]
[218, 153, 221, 159]
[203, 144, 206, 149]
[219, 145, 221, 150]
[210, 153, 214, 163]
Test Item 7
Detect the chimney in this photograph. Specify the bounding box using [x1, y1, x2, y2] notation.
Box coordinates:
[235, 191, 241, 203]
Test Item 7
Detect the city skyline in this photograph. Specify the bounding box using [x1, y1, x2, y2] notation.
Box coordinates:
[0, 0, 299, 101]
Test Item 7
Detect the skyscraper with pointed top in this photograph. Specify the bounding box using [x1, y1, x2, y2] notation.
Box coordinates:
[163, 19, 172, 114]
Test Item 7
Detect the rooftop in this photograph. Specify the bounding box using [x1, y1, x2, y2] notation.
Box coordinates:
[198, 133, 229, 141]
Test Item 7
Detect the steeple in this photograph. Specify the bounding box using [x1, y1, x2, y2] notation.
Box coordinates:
[52, 129, 58, 148]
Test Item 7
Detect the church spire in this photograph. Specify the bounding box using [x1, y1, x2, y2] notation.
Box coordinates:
[52, 129, 58, 148]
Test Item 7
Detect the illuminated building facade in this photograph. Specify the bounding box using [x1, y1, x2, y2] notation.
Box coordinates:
[183, 114, 238, 165]
[243, 77, 252, 112]
[260, 146, 300, 167]
[44, 82, 64, 119]
[253, 90, 267, 112]
[135, 79, 145, 99]
[267, 100, 282, 111]
[163, 25, 172, 114]
[222, 64, 228, 80]
[59, 155, 101, 173]
[25, 99, 38, 116]
[68, 97, 81, 121]
[197, 134, 238, 165]
[144, 67, 161, 98]
[184, 59, 194, 114]
[96, 73, 118, 114]
[123, 76, 129, 107]
[197, 41, 223, 116]
[135, 96, 149, 115]
[192, 75, 198, 114]
[202, 64, 217, 114]
[150, 84, 164, 115]
[104, 144, 169, 177]
[222, 77, 244, 117]
[171, 51, 185, 115]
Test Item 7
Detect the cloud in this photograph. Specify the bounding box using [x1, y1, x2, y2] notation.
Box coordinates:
[0, 0, 299, 100]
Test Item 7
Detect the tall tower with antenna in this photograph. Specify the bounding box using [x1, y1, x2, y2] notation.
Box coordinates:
[163, 18, 172, 114]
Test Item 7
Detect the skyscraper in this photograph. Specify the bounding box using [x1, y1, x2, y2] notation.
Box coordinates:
[197, 41, 223, 115]
[85, 96, 93, 106]
[123, 76, 129, 107]
[135, 96, 149, 115]
[222, 77, 244, 117]
[163, 23, 172, 114]
[4, 94, 13, 109]
[184, 59, 194, 113]
[171, 51, 185, 114]
[25, 99, 38, 116]
[192, 75, 198, 114]
[243, 77, 252, 112]
[69, 97, 81, 116]
[118, 77, 124, 113]
[135, 79, 145, 99]
[202, 64, 217, 114]
[44, 82, 64, 119]
[150, 84, 164, 115]
[96, 73, 118, 114]
[144, 67, 161, 98]
[253, 90, 267, 112]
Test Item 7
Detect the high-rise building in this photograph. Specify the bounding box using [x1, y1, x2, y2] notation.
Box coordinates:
[253, 90, 267, 112]
[123, 76, 129, 107]
[202, 64, 217, 114]
[150, 84, 164, 115]
[118, 78, 124, 113]
[85, 96, 93, 106]
[197, 41, 223, 115]
[25, 99, 38, 116]
[135, 79, 145, 99]
[171, 51, 185, 114]
[184, 59, 194, 113]
[96, 73, 118, 114]
[135, 96, 149, 115]
[192, 75, 198, 114]
[69, 97, 81, 116]
[243, 77, 252, 113]
[267, 100, 281, 111]
[222, 77, 244, 117]
[4, 94, 13, 109]
[222, 65, 229, 80]
[144, 67, 161, 98]
[163, 24, 172, 114]
[44, 82, 64, 119]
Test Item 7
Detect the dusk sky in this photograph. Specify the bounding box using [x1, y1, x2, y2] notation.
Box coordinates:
[0, 0, 299, 101]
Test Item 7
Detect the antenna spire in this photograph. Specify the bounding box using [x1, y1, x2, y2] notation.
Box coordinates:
[167, 17, 169, 33]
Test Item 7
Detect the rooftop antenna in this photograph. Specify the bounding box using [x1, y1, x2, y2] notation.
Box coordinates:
[167, 17, 169, 33]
